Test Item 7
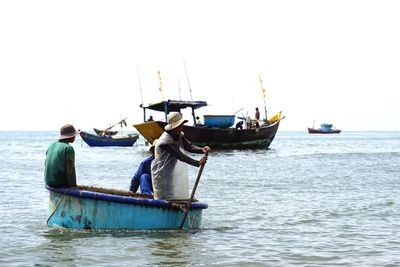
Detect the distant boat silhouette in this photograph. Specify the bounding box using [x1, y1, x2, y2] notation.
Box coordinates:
[308, 122, 341, 134]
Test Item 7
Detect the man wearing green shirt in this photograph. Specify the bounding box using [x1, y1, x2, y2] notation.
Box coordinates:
[45, 124, 79, 188]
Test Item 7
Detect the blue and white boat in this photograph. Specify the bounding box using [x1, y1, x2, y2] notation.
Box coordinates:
[79, 131, 139, 147]
[46, 186, 207, 230]
[308, 122, 341, 134]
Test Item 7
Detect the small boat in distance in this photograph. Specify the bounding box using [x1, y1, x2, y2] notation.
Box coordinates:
[46, 185, 207, 230]
[80, 131, 139, 147]
[308, 122, 341, 134]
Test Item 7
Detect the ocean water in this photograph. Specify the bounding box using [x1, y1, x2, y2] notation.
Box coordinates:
[0, 130, 400, 266]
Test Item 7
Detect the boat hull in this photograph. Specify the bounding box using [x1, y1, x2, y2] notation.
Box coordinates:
[308, 128, 341, 134]
[46, 186, 207, 230]
[134, 120, 281, 149]
[80, 131, 139, 147]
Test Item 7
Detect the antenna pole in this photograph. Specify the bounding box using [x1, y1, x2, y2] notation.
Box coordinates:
[137, 65, 143, 106]
[183, 59, 193, 101]
[178, 78, 182, 100]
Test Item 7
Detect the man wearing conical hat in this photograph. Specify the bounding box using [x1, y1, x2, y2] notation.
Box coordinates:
[44, 124, 79, 188]
[151, 112, 211, 200]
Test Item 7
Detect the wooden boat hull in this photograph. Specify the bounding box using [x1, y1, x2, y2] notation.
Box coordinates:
[46, 186, 207, 230]
[308, 128, 341, 134]
[80, 131, 139, 147]
[134, 120, 281, 149]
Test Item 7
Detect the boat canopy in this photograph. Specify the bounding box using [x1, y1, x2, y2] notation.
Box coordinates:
[320, 123, 334, 129]
[140, 100, 208, 122]
[141, 100, 208, 112]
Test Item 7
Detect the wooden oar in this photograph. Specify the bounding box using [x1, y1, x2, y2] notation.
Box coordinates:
[180, 152, 208, 229]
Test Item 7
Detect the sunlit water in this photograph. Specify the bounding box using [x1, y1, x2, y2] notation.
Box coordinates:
[1, 131, 399, 266]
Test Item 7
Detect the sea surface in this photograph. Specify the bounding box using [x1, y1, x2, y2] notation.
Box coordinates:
[1, 130, 399, 266]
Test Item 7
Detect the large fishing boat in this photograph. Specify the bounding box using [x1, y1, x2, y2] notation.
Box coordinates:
[46, 186, 207, 230]
[133, 100, 283, 149]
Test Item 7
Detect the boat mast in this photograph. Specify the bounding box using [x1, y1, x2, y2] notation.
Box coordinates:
[163, 101, 168, 122]
[263, 98, 267, 121]
[259, 73, 267, 120]
[142, 106, 146, 123]
[137, 65, 146, 122]
[178, 78, 182, 100]
[120, 116, 123, 134]
[191, 107, 196, 124]
[183, 59, 193, 101]
[137, 65, 144, 106]
[157, 69, 164, 101]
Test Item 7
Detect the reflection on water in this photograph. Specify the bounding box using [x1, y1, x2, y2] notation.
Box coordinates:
[148, 234, 191, 266]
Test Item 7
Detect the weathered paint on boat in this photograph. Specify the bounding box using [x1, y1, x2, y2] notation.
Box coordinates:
[46, 186, 207, 230]
[203, 115, 235, 128]
[79, 131, 139, 147]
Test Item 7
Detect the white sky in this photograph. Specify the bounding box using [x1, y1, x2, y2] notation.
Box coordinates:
[1, 0, 399, 131]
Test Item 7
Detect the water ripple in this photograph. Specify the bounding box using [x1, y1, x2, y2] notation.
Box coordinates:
[1, 131, 400, 265]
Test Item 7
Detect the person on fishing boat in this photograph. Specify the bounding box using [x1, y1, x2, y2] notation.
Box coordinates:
[195, 116, 202, 126]
[44, 124, 79, 188]
[101, 128, 111, 137]
[255, 107, 260, 120]
[151, 112, 210, 200]
[255, 107, 261, 128]
[129, 140, 157, 195]
[235, 120, 244, 130]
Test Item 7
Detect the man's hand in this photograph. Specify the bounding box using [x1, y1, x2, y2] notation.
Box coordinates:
[202, 146, 211, 154]
[199, 156, 208, 165]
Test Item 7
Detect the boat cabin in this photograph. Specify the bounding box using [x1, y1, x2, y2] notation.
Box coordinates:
[140, 100, 208, 125]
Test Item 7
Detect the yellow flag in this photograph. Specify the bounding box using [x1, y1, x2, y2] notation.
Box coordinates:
[259, 73, 266, 99]
[269, 111, 282, 124]
[157, 69, 163, 92]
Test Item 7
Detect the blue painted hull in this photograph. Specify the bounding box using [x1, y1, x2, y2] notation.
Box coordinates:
[46, 186, 207, 230]
[80, 131, 139, 147]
